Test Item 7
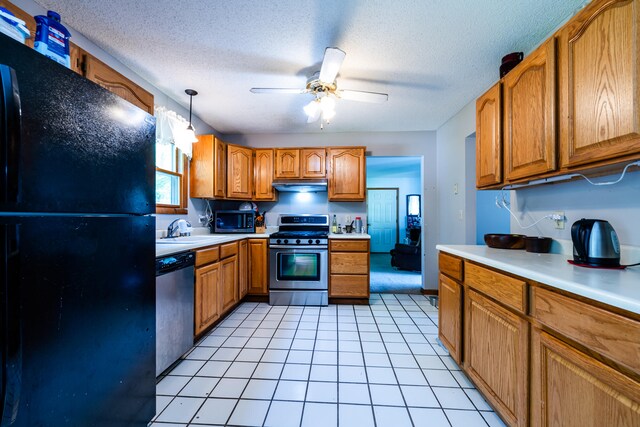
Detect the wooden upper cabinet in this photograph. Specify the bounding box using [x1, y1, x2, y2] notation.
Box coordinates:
[68, 42, 85, 75]
[476, 83, 503, 188]
[559, 0, 640, 168]
[84, 54, 154, 114]
[327, 147, 366, 201]
[275, 149, 300, 178]
[226, 144, 253, 200]
[503, 39, 557, 182]
[190, 135, 226, 199]
[254, 149, 276, 201]
[301, 148, 326, 178]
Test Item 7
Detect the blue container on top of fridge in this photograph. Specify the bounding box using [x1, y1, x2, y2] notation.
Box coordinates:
[0, 7, 30, 44]
[34, 10, 71, 68]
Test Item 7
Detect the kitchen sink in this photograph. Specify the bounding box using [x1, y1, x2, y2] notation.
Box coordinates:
[155, 236, 224, 244]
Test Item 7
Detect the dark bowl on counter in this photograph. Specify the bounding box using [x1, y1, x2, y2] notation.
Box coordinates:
[484, 234, 526, 249]
[525, 236, 552, 253]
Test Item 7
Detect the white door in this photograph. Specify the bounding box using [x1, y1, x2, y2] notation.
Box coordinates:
[367, 189, 398, 253]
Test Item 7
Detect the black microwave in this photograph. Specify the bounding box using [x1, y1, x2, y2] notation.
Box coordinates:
[213, 210, 255, 233]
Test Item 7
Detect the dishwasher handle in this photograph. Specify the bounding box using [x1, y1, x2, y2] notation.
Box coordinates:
[155, 251, 195, 277]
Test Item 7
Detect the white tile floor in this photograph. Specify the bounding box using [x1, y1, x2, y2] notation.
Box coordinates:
[150, 294, 507, 427]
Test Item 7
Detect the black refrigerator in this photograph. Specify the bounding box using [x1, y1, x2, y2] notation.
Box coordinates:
[0, 34, 156, 426]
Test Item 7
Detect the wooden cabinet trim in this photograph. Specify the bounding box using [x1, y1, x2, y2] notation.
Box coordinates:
[195, 246, 220, 267]
[466, 262, 527, 314]
[329, 239, 369, 252]
[438, 252, 464, 282]
[531, 285, 640, 374]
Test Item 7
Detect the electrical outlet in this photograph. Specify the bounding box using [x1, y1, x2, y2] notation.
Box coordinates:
[453, 184, 459, 195]
[553, 211, 566, 229]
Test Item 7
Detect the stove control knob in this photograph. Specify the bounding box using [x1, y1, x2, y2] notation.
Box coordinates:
[315, 239, 320, 244]
[296, 239, 301, 244]
[284, 239, 289, 244]
[308, 239, 313, 244]
[276, 239, 281, 244]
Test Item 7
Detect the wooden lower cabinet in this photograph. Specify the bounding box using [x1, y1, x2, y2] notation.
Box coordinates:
[219, 255, 238, 314]
[465, 289, 529, 427]
[248, 239, 268, 295]
[238, 240, 249, 298]
[438, 273, 462, 364]
[530, 328, 640, 427]
[195, 262, 222, 336]
[329, 239, 370, 298]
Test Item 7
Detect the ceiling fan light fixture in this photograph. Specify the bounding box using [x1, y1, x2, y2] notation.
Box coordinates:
[185, 89, 198, 143]
[303, 99, 320, 117]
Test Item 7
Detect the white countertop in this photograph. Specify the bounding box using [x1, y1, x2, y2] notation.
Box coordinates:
[436, 244, 640, 315]
[156, 233, 270, 257]
[329, 233, 371, 239]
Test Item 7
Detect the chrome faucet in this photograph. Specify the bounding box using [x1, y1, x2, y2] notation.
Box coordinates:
[166, 219, 180, 238]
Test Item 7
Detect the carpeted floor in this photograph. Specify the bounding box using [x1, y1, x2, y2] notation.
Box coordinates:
[369, 253, 422, 294]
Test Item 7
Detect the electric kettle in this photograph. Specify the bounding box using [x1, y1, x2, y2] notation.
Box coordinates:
[571, 219, 621, 267]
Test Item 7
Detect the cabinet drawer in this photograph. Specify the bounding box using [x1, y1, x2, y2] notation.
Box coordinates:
[330, 252, 369, 274]
[531, 286, 640, 374]
[195, 246, 219, 267]
[220, 241, 238, 259]
[439, 252, 463, 282]
[330, 274, 369, 298]
[466, 262, 527, 314]
[330, 239, 369, 252]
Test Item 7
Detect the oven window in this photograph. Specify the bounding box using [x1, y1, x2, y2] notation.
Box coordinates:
[277, 253, 320, 281]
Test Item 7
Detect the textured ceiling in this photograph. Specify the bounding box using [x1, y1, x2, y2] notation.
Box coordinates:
[35, 0, 587, 134]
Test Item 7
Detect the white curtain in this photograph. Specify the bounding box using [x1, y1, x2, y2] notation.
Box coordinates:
[155, 106, 194, 158]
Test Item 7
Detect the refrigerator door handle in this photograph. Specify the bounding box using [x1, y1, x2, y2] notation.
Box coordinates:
[1, 224, 22, 425]
[0, 65, 21, 204]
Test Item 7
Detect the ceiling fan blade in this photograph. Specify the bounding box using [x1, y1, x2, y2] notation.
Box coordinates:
[318, 47, 346, 84]
[250, 88, 308, 94]
[338, 89, 388, 103]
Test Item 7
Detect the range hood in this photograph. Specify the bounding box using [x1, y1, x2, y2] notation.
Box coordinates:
[272, 179, 328, 193]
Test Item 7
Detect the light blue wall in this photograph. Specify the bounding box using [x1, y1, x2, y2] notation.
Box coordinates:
[476, 191, 510, 244]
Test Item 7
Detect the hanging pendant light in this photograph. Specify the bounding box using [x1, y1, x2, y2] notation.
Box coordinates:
[185, 89, 198, 143]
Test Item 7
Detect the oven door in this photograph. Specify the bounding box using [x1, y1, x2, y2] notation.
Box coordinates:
[269, 246, 328, 290]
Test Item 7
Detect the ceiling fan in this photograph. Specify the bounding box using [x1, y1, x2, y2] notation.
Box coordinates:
[250, 47, 388, 124]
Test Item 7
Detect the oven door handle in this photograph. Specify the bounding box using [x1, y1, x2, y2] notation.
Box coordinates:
[269, 245, 328, 250]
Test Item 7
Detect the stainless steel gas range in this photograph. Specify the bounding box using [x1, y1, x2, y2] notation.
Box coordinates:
[269, 214, 329, 306]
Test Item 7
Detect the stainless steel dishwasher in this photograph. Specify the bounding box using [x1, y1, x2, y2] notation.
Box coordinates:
[155, 251, 195, 376]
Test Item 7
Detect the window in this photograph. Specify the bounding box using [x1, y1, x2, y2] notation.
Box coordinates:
[156, 142, 188, 214]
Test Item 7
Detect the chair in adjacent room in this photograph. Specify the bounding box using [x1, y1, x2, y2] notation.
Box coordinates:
[390, 227, 421, 272]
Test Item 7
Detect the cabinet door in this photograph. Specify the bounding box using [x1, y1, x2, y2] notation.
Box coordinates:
[248, 239, 268, 295]
[227, 144, 254, 199]
[301, 148, 326, 178]
[214, 138, 227, 198]
[254, 149, 276, 200]
[465, 290, 529, 427]
[327, 147, 366, 201]
[69, 42, 85, 76]
[195, 262, 221, 336]
[531, 328, 640, 427]
[438, 273, 462, 364]
[475, 83, 503, 187]
[191, 135, 220, 199]
[219, 255, 238, 314]
[275, 149, 300, 178]
[559, 0, 640, 168]
[84, 54, 154, 114]
[503, 39, 557, 181]
[238, 240, 249, 299]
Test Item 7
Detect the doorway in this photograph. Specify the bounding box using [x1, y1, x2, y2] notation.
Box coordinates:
[366, 188, 399, 253]
[366, 156, 422, 294]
